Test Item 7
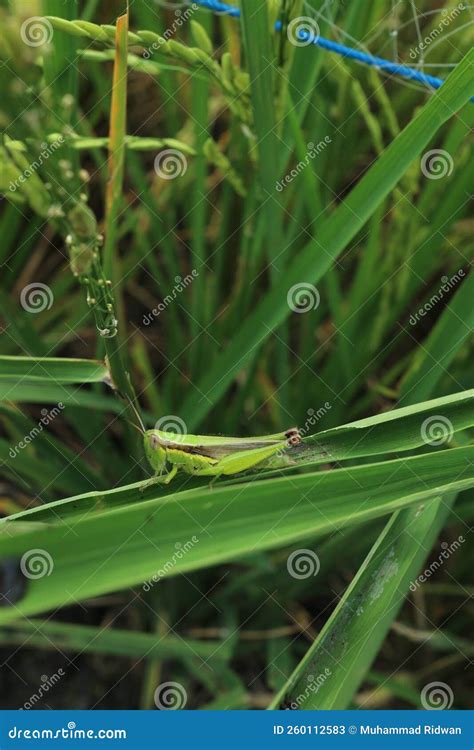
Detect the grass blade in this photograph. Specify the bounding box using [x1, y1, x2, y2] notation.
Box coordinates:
[0, 356, 109, 385]
[182, 48, 474, 428]
[301, 389, 474, 463]
[269, 496, 455, 709]
[1, 447, 474, 622]
[400, 272, 474, 403]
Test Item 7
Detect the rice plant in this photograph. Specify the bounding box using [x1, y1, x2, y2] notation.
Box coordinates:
[0, 0, 472, 710]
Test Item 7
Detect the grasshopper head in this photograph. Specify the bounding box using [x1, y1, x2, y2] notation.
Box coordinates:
[144, 430, 167, 473]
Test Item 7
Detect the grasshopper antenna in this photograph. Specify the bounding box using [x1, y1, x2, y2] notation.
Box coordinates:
[126, 420, 145, 435]
[121, 392, 146, 433]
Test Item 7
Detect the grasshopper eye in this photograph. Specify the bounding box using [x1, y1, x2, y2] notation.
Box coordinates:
[285, 427, 301, 446]
[150, 434, 159, 449]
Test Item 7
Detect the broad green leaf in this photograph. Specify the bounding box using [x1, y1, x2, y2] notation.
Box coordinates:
[0, 383, 119, 410]
[0, 356, 112, 405]
[1, 447, 473, 623]
[269, 495, 455, 709]
[302, 389, 474, 463]
[0, 356, 109, 385]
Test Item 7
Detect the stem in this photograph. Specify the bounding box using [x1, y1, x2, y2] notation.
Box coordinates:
[102, 8, 142, 469]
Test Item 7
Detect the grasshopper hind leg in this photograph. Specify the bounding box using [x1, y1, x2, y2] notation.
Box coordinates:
[162, 465, 178, 485]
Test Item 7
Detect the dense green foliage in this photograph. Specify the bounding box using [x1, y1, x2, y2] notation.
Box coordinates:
[0, 0, 472, 710]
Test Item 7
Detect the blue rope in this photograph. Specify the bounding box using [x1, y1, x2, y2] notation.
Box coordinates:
[193, 0, 474, 102]
[194, 0, 240, 16]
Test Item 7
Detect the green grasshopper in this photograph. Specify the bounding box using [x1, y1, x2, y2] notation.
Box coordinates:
[128, 400, 302, 485]
[144, 427, 302, 484]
